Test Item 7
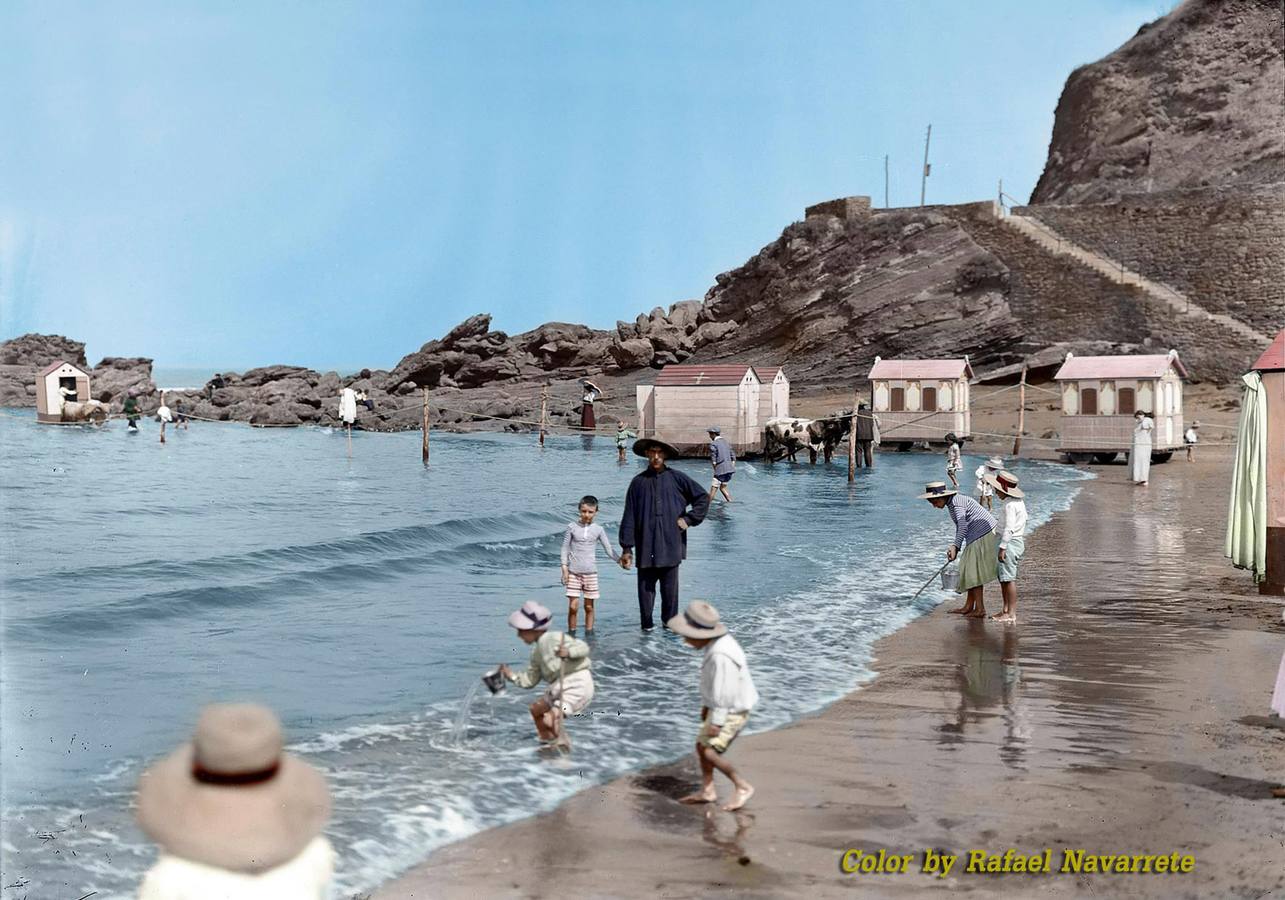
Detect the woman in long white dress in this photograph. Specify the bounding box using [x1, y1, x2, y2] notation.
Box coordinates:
[1130, 409, 1154, 485]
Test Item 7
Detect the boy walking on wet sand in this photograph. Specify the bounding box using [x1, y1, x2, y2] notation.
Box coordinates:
[561, 495, 620, 632]
[987, 471, 1027, 624]
[669, 601, 758, 811]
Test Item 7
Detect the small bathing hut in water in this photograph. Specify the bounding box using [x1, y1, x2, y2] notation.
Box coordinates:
[36, 361, 92, 423]
[636, 364, 788, 456]
[1053, 349, 1188, 462]
[867, 357, 973, 445]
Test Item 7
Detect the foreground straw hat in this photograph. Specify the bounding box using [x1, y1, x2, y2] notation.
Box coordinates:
[918, 480, 958, 501]
[136, 703, 330, 873]
[667, 600, 729, 639]
[507, 600, 553, 630]
[985, 470, 1024, 499]
[633, 437, 680, 458]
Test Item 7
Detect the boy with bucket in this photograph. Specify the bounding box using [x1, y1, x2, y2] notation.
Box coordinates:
[669, 601, 759, 811]
[499, 601, 594, 747]
[921, 481, 999, 618]
[986, 471, 1027, 624]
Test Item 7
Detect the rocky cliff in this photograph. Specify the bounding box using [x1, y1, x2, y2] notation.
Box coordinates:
[1031, 0, 1285, 204]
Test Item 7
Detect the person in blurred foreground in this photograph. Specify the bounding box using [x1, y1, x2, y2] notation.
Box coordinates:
[136, 703, 334, 899]
[670, 601, 759, 811]
[500, 600, 594, 747]
[922, 480, 999, 619]
[619, 438, 710, 630]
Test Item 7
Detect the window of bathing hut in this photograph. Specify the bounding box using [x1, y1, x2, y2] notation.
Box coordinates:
[1118, 387, 1135, 415]
[1081, 387, 1098, 415]
[890, 387, 905, 412]
[922, 386, 937, 412]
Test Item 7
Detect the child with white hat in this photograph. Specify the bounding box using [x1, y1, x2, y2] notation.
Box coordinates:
[668, 600, 759, 811]
[974, 456, 1004, 510]
[500, 601, 594, 746]
[986, 471, 1027, 624]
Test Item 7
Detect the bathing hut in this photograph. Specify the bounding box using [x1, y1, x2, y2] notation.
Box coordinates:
[753, 366, 790, 424]
[36, 360, 92, 423]
[636, 364, 782, 456]
[867, 357, 973, 445]
[1053, 349, 1188, 461]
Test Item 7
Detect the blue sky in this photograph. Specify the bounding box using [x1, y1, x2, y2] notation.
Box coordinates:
[0, 1, 1176, 371]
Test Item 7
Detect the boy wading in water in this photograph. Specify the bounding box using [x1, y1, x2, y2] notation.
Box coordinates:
[560, 495, 620, 633]
[500, 602, 593, 748]
[707, 425, 735, 503]
[987, 471, 1027, 624]
[921, 481, 999, 618]
[669, 601, 759, 811]
[944, 432, 962, 489]
[615, 421, 636, 462]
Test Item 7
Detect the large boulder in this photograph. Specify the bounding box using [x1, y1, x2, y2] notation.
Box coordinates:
[690, 320, 739, 347]
[666, 300, 702, 332]
[0, 334, 87, 367]
[608, 338, 654, 369]
[92, 357, 157, 411]
[454, 356, 522, 387]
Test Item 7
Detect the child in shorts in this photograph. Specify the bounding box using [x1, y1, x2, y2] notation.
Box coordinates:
[500, 601, 594, 746]
[987, 471, 1027, 624]
[945, 432, 962, 488]
[669, 601, 759, 811]
[560, 495, 620, 633]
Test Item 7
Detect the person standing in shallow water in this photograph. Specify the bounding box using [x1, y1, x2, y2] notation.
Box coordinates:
[1131, 409, 1154, 485]
[619, 439, 710, 630]
[707, 425, 735, 503]
[921, 480, 999, 618]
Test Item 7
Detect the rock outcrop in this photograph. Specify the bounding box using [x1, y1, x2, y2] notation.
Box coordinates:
[1031, 0, 1285, 204]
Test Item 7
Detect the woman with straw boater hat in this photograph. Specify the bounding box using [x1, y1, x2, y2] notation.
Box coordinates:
[668, 600, 759, 811]
[921, 480, 999, 618]
[135, 703, 334, 898]
[985, 470, 1027, 624]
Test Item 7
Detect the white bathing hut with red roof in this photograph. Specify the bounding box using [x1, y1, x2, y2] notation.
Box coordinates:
[636, 363, 788, 456]
[36, 360, 92, 423]
[867, 356, 973, 445]
[1054, 349, 1188, 461]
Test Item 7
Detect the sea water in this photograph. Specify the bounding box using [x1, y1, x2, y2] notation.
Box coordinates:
[0, 413, 1090, 897]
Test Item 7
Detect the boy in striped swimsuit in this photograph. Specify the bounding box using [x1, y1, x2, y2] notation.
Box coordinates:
[560, 495, 621, 633]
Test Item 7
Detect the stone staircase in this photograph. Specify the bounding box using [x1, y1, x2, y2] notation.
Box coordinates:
[1001, 210, 1273, 347]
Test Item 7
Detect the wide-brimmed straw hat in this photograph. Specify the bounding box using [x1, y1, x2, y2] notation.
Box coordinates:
[507, 600, 553, 631]
[919, 481, 958, 501]
[984, 456, 1004, 470]
[985, 470, 1024, 499]
[633, 437, 679, 458]
[136, 703, 330, 874]
[666, 600, 729, 639]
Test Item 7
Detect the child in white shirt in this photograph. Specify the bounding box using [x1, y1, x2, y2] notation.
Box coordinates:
[560, 495, 620, 633]
[987, 471, 1027, 624]
[945, 432, 962, 488]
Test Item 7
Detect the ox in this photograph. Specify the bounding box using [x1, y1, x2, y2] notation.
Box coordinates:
[764, 417, 820, 463]
[808, 412, 852, 463]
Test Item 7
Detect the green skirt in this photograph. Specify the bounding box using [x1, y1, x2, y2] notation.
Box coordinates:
[957, 531, 999, 592]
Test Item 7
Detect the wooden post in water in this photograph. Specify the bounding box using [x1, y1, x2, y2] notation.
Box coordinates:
[539, 385, 548, 447]
[847, 392, 858, 482]
[421, 387, 430, 465]
[1012, 365, 1027, 457]
[347, 423, 352, 458]
[159, 420, 166, 444]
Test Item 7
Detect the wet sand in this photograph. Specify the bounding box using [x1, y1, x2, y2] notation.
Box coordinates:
[377, 446, 1284, 899]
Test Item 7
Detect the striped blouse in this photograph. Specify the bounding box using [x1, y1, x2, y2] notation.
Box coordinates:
[947, 494, 997, 549]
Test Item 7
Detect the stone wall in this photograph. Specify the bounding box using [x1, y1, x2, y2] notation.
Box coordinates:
[1017, 185, 1285, 335]
[805, 196, 872, 221]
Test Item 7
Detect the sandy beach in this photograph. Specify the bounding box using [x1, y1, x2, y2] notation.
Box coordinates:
[377, 445, 1284, 899]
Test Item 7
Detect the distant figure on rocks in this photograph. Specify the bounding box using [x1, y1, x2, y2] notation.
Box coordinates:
[205, 373, 226, 401]
[1184, 421, 1200, 462]
[707, 426, 735, 503]
[135, 703, 334, 899]
[921, 480, 998, 619]
[670, 601, 759, 812]
[619, 439, 710, 630]
[854, 402, 878, 468]
[580, 381, 601, 430]
[615, 420, 635, 462]
[1131, 409, 1154, 485]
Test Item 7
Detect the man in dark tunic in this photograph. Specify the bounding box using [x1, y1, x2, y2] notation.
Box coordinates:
[854, 401, 878, 468]
[619, 439, 710, 630]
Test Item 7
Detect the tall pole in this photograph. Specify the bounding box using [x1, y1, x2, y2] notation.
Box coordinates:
[847, 391, 858, 482]
[1012, 365, 1027, 457]
[919, 124, 932, 207]
[539, 385, 548, 447]
[421, 387, 430, 465]
[884, 154, 890, 208]
[347, 423, 352, 459]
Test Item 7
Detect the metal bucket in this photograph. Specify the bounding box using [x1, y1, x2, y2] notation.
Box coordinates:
[481, 669, 506, 694]
[940, 569, 960, 592]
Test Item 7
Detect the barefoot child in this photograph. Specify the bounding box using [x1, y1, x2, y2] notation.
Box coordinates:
[500, 601, 594, 745]
[921, 481, 999, 618]
[668, 601, 758, 811]
[945, 432, 962, 488]
[615, 421, 635, 462]
[560, 495, 620, 632]
[987, 471, 1026, 624]
[974, 456, 1003, 510]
